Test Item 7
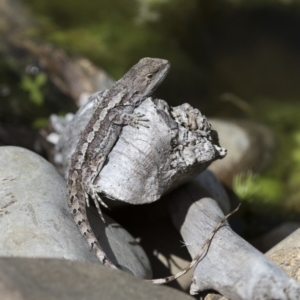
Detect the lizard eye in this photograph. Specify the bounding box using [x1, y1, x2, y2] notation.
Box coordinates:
[146, 73, 154, 80]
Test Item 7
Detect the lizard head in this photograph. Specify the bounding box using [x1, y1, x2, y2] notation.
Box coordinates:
[121, 57, 170, 106]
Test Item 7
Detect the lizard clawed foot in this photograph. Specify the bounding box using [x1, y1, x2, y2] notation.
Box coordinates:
[128, 112, 149, 129]
[84, 184, 108, 223]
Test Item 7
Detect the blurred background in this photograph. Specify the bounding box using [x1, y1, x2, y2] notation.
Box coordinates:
[1, 0, 300, 243]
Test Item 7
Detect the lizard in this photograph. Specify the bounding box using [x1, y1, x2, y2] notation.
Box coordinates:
[67, 57, 170, 270]
[67, 56, 240, 285]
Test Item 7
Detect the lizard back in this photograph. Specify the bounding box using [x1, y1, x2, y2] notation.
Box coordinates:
[67, 57, 170, 268]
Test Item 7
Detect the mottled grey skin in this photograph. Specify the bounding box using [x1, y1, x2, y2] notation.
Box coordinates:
[67, 58, 170, 269]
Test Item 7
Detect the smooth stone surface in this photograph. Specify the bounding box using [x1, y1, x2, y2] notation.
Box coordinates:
[0, 257, 194, 300]
[0, 146, 151, 278]
[209, 119, 276, 187]
[266, 228, 300, 282]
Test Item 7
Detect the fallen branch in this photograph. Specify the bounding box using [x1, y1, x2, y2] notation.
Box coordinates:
[169, 181, 300, 299]
[148, 203, 241, 284]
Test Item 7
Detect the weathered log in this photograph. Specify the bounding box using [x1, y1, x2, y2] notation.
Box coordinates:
[196, 169, 231, 215]
[168, 181, 300, 299]
[52, 98, 226, 205]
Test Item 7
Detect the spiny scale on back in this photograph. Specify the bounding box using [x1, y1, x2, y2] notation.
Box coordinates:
[67, 58, 170, 269]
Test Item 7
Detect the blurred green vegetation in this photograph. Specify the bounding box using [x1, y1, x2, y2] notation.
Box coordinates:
[20, 73, 47, 106]
[1, 0, 300, 224]
[19, 0, 300, 108]
[256, 99, 300, 213]
[22, 0, 200, 79]
[232, 98, 300, 218]
[0, 61, 47, 126]
[233, 172, 284, 209]
[0, 62, 73, 128]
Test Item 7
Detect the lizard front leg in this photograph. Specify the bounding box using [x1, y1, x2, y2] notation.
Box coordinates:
[108, 105, 150, 129]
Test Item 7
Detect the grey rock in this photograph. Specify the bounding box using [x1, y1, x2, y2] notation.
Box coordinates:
[205, 294, 228, 300]
[0, 257, 194, 300]
[0, 146, 152, 278]
[266, 228, 300, 283]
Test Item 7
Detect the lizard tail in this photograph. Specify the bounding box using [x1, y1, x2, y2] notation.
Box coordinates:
[67, 184, 118, 270]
